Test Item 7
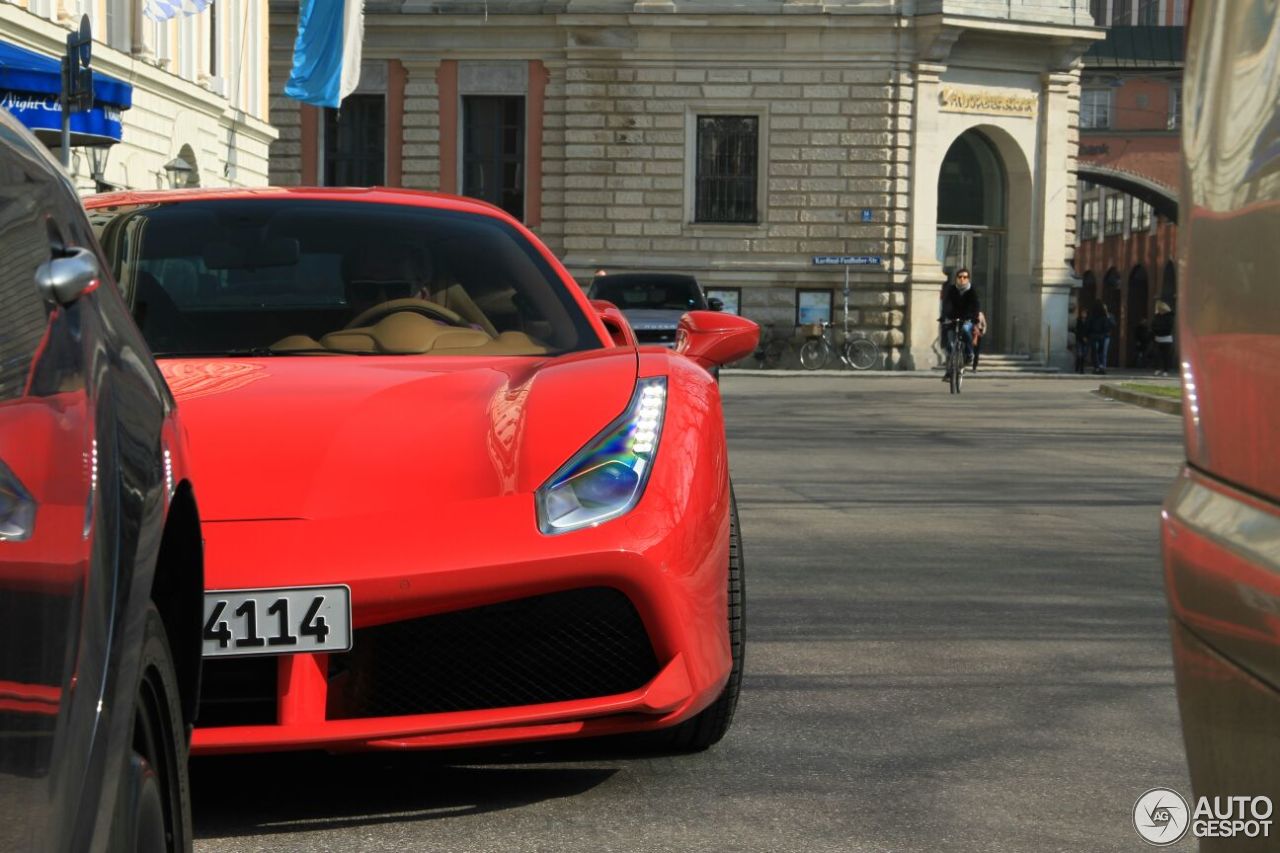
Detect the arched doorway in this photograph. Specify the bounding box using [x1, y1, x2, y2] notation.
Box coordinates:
[935, 131, 1007, 351]
[1127, 265, 1149, 366]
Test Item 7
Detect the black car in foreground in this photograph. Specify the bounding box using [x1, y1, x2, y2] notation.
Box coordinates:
[588, 273, 721, 347]
[0, 110, 203, 852]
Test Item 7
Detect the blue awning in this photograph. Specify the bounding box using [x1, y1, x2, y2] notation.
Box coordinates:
[0, 40, 132, 146]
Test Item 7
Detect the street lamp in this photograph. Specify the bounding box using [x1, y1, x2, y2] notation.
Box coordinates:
[163, 156, 192, 189]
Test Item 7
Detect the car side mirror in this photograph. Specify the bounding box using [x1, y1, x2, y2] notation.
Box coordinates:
[676, 311, 759, 369]
[590, 299, 637, 347]
[707, 297, 724, 312]
[35, 247, 100, 306]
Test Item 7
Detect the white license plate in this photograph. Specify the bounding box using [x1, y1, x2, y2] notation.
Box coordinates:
[201, 585, 352, 658]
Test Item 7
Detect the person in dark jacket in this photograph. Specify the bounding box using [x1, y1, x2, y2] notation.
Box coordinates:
[940, 268, 981, 380]
[1088, 302, 1116, 375]
[1152, 299, 1175, 376]
[1134, 317, 1152, 368]
[1073, 304, 1091, 374]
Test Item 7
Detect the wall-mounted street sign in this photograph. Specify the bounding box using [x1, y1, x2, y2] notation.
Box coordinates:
[812, 255, 882, 266]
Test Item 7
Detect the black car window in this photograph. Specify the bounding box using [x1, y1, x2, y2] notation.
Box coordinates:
[590, 279, 705, 311]
[0, 162, 53, 402]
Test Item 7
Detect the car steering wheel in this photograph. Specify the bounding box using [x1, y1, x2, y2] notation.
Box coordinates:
[344, 297, 469, 330]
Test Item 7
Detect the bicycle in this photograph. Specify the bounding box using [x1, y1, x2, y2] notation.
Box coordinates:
[939, 318, 972, 394]
[753, 323, 792, 368]
[798, 322, 881, 371]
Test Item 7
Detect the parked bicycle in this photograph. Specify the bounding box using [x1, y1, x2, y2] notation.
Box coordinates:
[798, 321, 881, 371]
[754, 323, 793, 368]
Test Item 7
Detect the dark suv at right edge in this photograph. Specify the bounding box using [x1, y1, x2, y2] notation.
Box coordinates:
[1160, 3, 1279, 847]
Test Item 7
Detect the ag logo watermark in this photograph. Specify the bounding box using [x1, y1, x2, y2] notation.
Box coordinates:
[1133, 788, 1189, 845]
[1134, 788, 1274, 845]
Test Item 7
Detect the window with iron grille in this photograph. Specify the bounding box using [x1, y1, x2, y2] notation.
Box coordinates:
[695, 115, 759, 224]
[1081, 89, 1112, 130]
[1111, 0, 1131, 25]
[323, 95, 385, 187]
[1138, 0, 1159, 25]
[1104, 194, 1124, 235]
[463, 96, 525, 221]
[1081, 199, 1100, 240]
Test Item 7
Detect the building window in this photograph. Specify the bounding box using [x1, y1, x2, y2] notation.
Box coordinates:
[695, 115, 759, 224]
[796, 289, 832, 327]
[463, 95, 525, 220]
[1130, 198, 1152, 232]
[1111, 0, 1131, 25]
[209, 1, 218, 78]
[1138, 0, 1160, 25]
[1090, 0, 1107, 26]
[706, 288, 741, 315]
[1081, 198, 1100, 240]
[1104, 194, 1124, 235]
[1081, 89, 1112, 129]
[1167, 84, 1181, 130]
[105, 0, 130, 51]
[323, 95, 385, 186]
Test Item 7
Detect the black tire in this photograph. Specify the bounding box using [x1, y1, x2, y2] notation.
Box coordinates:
[658, 486, 745, 752]
[115, 604, 192, 853]
[844, 338, 879, 370]
[798, 339, 827, 370]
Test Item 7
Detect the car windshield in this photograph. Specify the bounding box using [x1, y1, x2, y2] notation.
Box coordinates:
[89, 199, 599, 358]
[590, 278, 706, 311]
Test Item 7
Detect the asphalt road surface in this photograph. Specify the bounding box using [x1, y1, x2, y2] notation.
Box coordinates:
[192, 375, 1192, 852]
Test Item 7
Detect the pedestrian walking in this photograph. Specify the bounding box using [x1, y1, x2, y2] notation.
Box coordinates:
[1133, 317, 1152, 368]
[1088, 302, 1115, 375]
[1152, 299, 1175, 376]
[1073, 304, 1091, 374]
[972, 311, 988, 372]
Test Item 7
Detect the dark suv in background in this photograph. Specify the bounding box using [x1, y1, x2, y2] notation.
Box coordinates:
[588, 273, 721, 347]
[0, 110, 203, 852]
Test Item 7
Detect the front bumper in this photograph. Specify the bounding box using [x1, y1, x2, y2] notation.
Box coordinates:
[191, 489, 731, 755]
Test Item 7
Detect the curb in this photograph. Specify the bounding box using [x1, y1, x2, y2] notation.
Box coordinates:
[1096, 383, 1183, 415]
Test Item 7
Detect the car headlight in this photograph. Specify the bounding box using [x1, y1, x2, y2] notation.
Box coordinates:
[0, 458, 36, 542]
[536, 377, 667, 534]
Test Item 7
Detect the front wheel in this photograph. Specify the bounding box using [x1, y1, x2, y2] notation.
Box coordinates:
[113, 604, 192, 853]
[950, 348, 963, 394]
[798, 339, 828, 370]
[843, 338, 879, 370]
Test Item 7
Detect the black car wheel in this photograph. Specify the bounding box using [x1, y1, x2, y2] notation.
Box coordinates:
[115, 604, 191, 853]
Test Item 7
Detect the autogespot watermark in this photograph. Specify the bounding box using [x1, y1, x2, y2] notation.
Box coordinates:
[1133, 787, 1274, 846]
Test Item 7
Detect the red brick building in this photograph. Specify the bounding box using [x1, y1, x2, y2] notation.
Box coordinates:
[1074, 4, 1186, 367]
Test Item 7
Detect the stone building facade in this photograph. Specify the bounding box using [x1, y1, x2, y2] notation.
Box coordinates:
[3, 0, 276, 193]
[268, 0, 1099, 370]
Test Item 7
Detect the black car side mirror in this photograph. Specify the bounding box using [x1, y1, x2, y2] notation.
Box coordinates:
[707, 297, 724, 312]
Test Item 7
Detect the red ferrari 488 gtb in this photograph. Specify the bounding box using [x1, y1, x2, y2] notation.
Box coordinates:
[84, 188, 757, 757]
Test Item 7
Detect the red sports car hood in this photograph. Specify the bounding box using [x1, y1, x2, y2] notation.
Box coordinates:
[160, 350, 638, 522]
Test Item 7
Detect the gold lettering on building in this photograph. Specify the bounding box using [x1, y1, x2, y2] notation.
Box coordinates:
[939, 87, 1037, 117]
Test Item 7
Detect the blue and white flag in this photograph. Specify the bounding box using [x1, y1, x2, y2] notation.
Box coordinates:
[144, 0, 212, 22]
[285, 0, 364, 109]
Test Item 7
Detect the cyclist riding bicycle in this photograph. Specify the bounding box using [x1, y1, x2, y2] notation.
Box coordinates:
[940, 268, 981, 381]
